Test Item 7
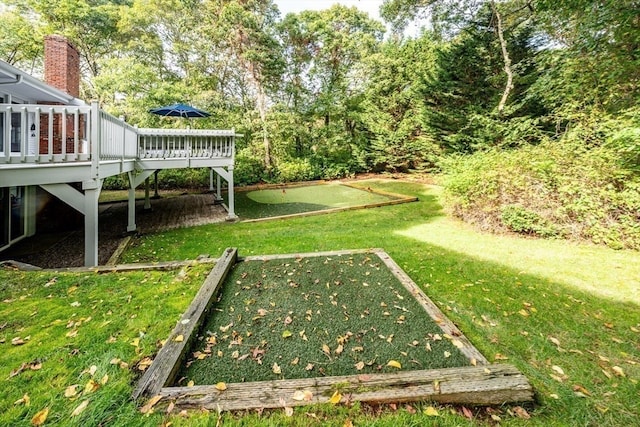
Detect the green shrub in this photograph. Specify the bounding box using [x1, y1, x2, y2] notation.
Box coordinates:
[275, 158, 320, 182]
[442, 138, 640, 250]
[500, 205, 558, 237]
[234, 148, 270, 186]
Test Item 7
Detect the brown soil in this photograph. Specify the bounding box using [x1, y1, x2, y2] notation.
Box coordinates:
[0, 193, 228, 269]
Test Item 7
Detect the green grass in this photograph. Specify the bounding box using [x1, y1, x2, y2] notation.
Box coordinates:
[181, 253, 468, 385]
[1, 178, 639, 426]
[233, 182, 398, 219]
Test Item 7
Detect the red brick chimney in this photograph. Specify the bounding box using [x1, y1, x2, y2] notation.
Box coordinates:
[44, 35, 80, 98]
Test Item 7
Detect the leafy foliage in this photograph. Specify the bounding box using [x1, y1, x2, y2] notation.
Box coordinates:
[443, 137, 640, 249]
[1, 0, 639, 243]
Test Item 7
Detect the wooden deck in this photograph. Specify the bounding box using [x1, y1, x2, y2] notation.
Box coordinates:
[1, 101, 240, 266]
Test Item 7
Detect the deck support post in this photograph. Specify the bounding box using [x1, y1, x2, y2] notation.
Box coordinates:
[153, 170, 159, 199]
[144, 177, 151, 210]
[209, 168, 214, 191]
[227, 165, 236, 219]
[212, 166, 236, 219]
[216, 172, 222, 203]
[24, 185, 37, 237]
[40, 180, 103, 267]
[127, 169, 156, 233]
[83, 179, 102, 267]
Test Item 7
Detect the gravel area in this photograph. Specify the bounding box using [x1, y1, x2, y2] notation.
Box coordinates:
[0, 193, 228, 269]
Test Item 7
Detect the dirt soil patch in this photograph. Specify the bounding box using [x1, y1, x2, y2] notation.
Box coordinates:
[0, 193, 227, 269]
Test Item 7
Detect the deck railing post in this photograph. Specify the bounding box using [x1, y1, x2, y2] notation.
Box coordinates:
[2, 105, 11, 163]
[90, 101, 100, 178]
[20, 107, 27, 161]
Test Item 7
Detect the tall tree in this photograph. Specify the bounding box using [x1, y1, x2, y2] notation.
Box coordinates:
[203, 0, 283, 171]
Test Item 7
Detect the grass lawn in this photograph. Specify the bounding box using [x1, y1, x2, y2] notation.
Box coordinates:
[180, 253, 468, 385]
[1, 179, 639, 426]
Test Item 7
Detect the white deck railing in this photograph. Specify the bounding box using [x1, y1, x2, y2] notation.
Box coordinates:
[137, 128, 236, 160]
[1, 103, 236, 175]
[0, 103, 93, 164]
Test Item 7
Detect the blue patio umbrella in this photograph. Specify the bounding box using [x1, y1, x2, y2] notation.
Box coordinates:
[149, 103, 210, 118]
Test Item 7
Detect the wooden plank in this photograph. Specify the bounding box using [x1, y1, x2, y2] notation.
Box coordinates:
[42, 257, 217, 273]
[156, 364, 532, 411]
[241, 197, 417, 224]
[373, 249, 490, 365]
[132, 248, 238, 399]
[243, 248, 379, 262]
[105, 235, 132, 266]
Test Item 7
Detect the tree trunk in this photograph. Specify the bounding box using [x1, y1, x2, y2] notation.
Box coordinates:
[255, 81, 271, 171]
[492, 0, 513, 114]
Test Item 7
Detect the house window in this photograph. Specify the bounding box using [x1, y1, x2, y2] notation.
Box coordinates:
[11, 113, 21, 152]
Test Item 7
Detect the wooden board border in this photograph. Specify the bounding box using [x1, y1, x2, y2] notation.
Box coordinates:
[134, 248, 532, 411]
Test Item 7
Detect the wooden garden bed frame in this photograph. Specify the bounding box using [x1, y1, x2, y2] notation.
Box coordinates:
[133, 248, 533, 411]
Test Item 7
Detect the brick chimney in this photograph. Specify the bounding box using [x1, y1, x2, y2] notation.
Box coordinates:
[44, 35, 80, 98]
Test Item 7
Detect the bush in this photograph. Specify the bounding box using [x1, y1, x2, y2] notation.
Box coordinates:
[442, 138, 640, 250]
[275, 158, 320, 183]
[234, 148, 269, 186]
[500, 205, 558, 237]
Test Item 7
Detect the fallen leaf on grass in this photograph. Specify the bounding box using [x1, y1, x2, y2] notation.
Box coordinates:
[14, 394, 30, 406]
[461, 406, 473, 419]
[573, 384, 591, 396]
[552, 365, 565, 376]
[424, 406, 439, 416]
[282, 330, 292, 338]
[272, 363, 282, 375]
[612, 366, 625, 377]
[355, 361, 365, 371]
[100, 374, 109, 385]
[305, 363, 314, 371]
[335, 344, 344, 355]
[84, 365, 98, 377]
[387, 360, 402, 369]
[64, 385, 78, 398]
[31, 407, 49, 426]
[140, 395, 162, 414]
[84, 379, 99, 394]
[137, 357, 153, 371]
[513, 406, 530, 419]
[71, 400, 89, 417]
[187, 380, 195, 387]
[11, 337, 26, 346]
[284, 406, 294, 417]
[329, 391, 342, 404]
[322, 344, 331, 356]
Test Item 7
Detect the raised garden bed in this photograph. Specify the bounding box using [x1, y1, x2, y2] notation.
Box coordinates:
[134, 248, 533, 412]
